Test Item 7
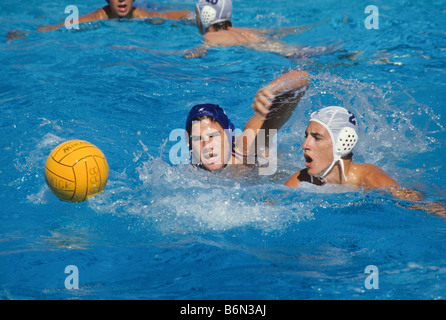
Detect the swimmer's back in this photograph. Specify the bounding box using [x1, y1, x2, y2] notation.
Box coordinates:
[204, 27, 266, 47]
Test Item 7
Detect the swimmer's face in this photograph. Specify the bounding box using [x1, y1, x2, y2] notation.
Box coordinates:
[108, 0, 134, 18]
[302, 121, 334, 177]
[190, 118, 231, 171]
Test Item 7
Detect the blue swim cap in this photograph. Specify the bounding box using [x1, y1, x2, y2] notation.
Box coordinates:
[186, 104, 235, 151]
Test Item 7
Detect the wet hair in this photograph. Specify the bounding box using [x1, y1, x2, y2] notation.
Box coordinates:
[342, 152, 353, 160]
[209, 20, 232, 32]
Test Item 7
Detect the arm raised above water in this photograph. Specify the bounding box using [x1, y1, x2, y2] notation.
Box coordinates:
[236, 70, 309, 154]
[246, 70, 309, 133]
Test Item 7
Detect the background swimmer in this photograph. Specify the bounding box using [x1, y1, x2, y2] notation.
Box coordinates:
[184, 0, 332, 59]
[185, 70, 309, 174]
[285, 106, 446, 217]
[6, 0, 192, 40]
[37, 0, 192, 32]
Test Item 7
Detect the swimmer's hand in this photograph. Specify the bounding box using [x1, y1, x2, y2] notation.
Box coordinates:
[424, 202, 446, 218]
[252, 88, 275, 120]
[389, 187, 424, 202]
[184, 47, 208, 59]
[409, 201, 446, 218]
[389, 186, 446, 218]
[6, 29, 29, 42]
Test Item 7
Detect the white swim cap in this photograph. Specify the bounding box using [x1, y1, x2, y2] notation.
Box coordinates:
[310, 106, 358, 181]
[196, 0, 232, 28]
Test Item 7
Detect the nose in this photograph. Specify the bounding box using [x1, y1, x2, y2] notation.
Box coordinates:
[202, 136, 215, 149]
[302, 136, 310, 151]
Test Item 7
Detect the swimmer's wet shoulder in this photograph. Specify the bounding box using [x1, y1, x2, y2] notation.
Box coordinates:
[208, 30, 266, 48]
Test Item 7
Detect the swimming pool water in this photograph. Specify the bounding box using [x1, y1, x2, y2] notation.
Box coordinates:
[1, 0, 445, 301]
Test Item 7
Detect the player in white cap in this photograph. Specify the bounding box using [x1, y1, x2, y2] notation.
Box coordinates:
[187, 0, 262, 58]
[285, 106, 446, 216]
[186, 0, 331, 58]
[285, 107, 420, 198]
[195, 0, 233, 34]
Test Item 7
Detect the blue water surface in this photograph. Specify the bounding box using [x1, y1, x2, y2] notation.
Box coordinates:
[0, 0, 445, 300]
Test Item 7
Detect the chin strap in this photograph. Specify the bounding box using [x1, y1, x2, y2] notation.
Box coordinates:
[318, 158, 348, 183]
[339, 159, 348, 182]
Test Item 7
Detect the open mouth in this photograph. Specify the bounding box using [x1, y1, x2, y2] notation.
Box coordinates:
[117, 3, 128, 13]
[304, 154, 313, 167]
[202, 150, 218, 164]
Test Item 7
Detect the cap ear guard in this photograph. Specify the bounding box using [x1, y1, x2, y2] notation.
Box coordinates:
[200, 5, 217, 27]
[335, 127, 358, 157]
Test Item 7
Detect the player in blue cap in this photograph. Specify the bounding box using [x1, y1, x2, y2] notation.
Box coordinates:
[185, 70, 310, 173]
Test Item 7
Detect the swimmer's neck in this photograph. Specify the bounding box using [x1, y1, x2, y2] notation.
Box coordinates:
[321, 159, 353, 185]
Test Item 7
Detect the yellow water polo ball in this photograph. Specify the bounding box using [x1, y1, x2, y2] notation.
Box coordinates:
[44, 140, 109, 203]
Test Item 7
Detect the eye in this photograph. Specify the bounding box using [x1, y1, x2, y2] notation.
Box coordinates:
[310, 133, 322, 141]
[190, 136, 202, 142]
[208, 132, 220, 139]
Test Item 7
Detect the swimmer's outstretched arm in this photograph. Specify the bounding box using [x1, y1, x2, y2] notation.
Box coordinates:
[262, 18, 330, 39]
[7, 9, 101, 37]
[136, 10, 193, 20]
[388, 186, 446, 218]
[35, 7, 192, 32]
[37, 8, 108, 32]
[357, 168, 446, 218]
[6, 10, 99, 38]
